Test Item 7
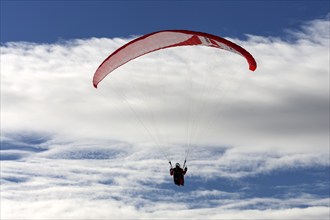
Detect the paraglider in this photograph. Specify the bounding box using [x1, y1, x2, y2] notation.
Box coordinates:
[93, 30, 257, 186]
[169, 161, 188, 186]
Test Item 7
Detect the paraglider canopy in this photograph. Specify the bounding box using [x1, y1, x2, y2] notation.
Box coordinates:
[93, 30, 257, 88]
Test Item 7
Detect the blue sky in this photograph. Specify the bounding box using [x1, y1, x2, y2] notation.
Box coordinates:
[1, 0, 329, 42]
[1, 1, 329, 219]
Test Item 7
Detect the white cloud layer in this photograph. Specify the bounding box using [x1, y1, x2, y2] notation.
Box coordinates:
[2, 18, 329, 154]
[1, 16, 329, 219]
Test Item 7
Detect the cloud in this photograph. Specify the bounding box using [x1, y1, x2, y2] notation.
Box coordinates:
[1, 141, 329, 219]
[1, 137, 329, 219]
[2, 17, 329, 154]
[1, 16, 329, 219]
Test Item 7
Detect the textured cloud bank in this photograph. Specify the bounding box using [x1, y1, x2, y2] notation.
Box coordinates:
[1, 16, 329, 219]
[1, 138, 329, 219]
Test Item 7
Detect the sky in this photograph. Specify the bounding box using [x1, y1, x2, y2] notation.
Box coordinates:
[1, 0, 330, 219]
